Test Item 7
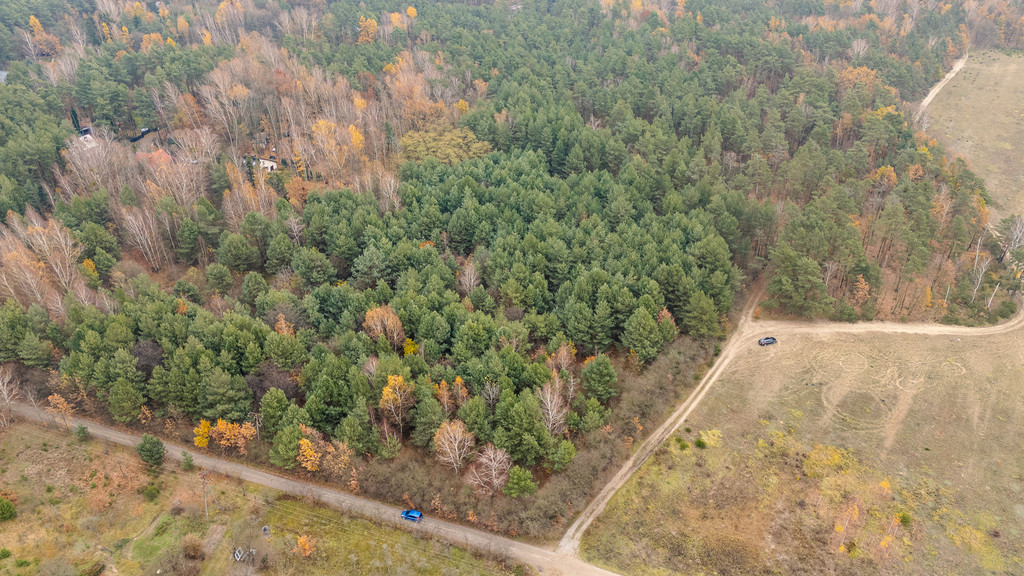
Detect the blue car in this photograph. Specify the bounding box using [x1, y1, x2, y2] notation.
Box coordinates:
[758, 337, 777, 346]
[401, 509, 423, 522]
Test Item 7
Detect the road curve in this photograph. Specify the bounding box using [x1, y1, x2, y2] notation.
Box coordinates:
[13, 297, 1022, 572]
[557, 289, 763, 554]
[11, 403, 618, 576]
[558, 292, 1024, 555]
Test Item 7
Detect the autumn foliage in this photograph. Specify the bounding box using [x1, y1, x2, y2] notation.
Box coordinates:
[193, 419, 211, 448]
[293, 534, 316, 557]
[379, 374, 415, 434]
[363, 305, 405, 349]
[209, 419, 257, 455]
[297, 424, 353, 478]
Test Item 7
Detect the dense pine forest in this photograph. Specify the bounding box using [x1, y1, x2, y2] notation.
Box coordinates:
[1, 0, 1023, 538]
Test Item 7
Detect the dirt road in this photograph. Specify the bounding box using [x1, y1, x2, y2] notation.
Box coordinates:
[915, 52, 969, 123]
[11, 403, 617, 576]
[14, 296, 1023, 573]
[557, 294, 1024, 555]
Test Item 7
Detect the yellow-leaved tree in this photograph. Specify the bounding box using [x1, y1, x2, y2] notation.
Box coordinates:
[358, 16, 378, 43]
[193, 419, 211, 448]
[297, 437, 321, 472]
[380, 375, 415, 435]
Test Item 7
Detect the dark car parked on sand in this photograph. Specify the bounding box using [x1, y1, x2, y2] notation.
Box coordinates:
[758, 337, 777, 346]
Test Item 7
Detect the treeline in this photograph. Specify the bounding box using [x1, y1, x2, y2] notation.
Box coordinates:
[0, 0, 1020, 538]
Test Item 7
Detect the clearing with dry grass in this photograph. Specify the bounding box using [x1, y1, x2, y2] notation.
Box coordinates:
[0, 421, 523, 576]
[925, 50, 1024, 220]
[582, 328, 1024, 575]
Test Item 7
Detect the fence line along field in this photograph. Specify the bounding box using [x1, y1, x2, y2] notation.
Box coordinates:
[925, 50, 1024, 220]
[581, 329, 1024, 576]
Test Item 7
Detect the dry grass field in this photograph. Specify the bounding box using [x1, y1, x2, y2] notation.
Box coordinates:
[581, 328, 1024, 575]
[0, 422, 520, 576]
[925, 50, 1024, 220]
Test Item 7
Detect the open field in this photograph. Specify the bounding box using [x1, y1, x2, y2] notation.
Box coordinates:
[926, 50, 1024, 220]
[0, 422, 521, 576]
[581, 328, 1024, 575]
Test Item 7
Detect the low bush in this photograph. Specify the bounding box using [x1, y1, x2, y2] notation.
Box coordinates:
[0, 498, 16, 521]
[182, 533, 205, 560]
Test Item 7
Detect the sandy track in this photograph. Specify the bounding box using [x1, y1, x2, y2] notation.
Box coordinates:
[10, 403, 617, 576]
[915, 52, 969, 122]
[13, 297, 1022, 575]
[558, 290, 763, 554]
[558, 293, 1024, 555]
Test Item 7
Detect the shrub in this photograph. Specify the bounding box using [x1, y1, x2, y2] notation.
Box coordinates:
[0, 498, 15, 521]
[141, 481, 161, 502]
[503, 466, 538, 498]
[75, 425, 89, 442]
[0, 547, 10, 559]
[694, 438, 708, 449]
[205, 263, 233, 295]
[898, 512, 912, 527]
[181, 451, 195, 471]
[173, 280, 203, 303]
[136, 434, 165, 468]
[675, 438, 690, 450]
[182, 534, 205, 559]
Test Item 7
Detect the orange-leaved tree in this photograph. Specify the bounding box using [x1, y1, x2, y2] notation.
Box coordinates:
[297, 424, 353, 479]
[293, 534, 316, 557]
[209, 419, 257, 454]
[46, 393, 75, 429]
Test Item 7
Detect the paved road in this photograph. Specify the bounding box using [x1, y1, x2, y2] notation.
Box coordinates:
[11, 403, 618, 576]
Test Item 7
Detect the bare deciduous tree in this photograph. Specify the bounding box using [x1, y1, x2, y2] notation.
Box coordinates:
[457, 259, 480, 295]
[547, 342, 576, 373]
[999, 216, 1024, 262]
[971, 256, 993, 303]
[537, 378, 568, 436]
[377, 169, 402, 213]
[433, 420, 475, 475]
[466, 444, 511, 498]
[8, 209, 84, 292]
[849, 38, 869, 59]
[120, 205, 169, 271]
[0, 365, 20, 428]
[481, 380, 502, 408]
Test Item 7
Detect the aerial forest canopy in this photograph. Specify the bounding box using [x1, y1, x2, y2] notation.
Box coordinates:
[1, 0, 1022, 537]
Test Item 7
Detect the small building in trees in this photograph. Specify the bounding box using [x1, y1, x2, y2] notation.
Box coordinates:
[78, 134, 98, 150]
[257, 158, 278, 172]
